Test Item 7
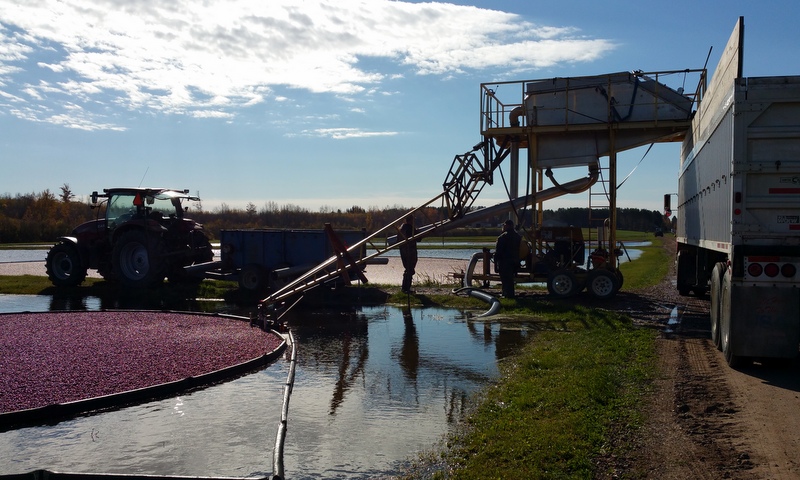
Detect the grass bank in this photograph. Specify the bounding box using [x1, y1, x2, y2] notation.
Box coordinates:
[430, 308, 656, 479]
[401, 237, 669, 479]
[0, 275, 244, 303]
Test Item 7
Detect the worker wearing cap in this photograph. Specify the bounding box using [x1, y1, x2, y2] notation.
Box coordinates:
[495, 219, 521, 298]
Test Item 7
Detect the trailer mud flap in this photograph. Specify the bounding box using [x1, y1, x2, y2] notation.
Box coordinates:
[730, 284, 800, 359]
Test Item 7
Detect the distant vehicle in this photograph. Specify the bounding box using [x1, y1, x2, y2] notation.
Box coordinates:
[46, 188, 213, 288]
[654, 228, 663, 237]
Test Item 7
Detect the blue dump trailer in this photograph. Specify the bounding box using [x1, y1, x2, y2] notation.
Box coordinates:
[187, 227, 369, 293]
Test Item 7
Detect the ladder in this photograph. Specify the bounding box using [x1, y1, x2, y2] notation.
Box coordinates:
[587, 158, 611, 258]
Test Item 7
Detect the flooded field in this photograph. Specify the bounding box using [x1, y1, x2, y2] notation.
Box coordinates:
[0, 242, 646, 478]
[0, 297, 534, 478]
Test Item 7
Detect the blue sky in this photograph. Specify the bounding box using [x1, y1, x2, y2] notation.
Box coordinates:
[1, 1, 797, 213]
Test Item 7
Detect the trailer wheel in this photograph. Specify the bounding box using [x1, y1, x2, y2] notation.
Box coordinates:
[586, 269, 618, 300]
[676, 250, 695, 296]
[547, 269, 580, 298]
[720, 268, 748, 368]
[45, 243, 88, 287]
[239, 264, 267, 292]
[710, 262, 726, 350]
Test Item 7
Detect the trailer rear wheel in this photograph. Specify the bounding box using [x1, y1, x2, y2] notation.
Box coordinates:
[547, 269, 580, 298]
[710, 262, 726, 350]
[676, 250, 695, 296]
[720, 269, 748, 367]
[586, 269, 618, 300]
[239, 264, 267, 292]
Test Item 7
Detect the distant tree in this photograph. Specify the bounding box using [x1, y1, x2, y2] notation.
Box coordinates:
[246, 202, 257, 223]
[59, 184, 75, 203]
[215, 203, 231, 214]
[347, 205, 365, 214]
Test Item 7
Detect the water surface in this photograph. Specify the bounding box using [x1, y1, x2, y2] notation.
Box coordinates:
[0, 304, 531, 478]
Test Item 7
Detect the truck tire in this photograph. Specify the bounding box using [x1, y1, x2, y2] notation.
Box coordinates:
[720, 269, 748, 368]
[676, 250, 695, 296]
[586, 269, 618, 300]
[710, 262, 726, 350]
[113, 230, 166, 288]
[546, 269, 580, 298]
[45, 243, 87, 287]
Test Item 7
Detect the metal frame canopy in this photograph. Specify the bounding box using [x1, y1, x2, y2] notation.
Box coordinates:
[479, 69, 706, 264]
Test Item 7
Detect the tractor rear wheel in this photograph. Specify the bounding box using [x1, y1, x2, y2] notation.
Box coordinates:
[113, 230, 166, 288]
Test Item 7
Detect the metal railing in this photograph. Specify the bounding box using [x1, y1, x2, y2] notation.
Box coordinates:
[480, 68, 707, 133]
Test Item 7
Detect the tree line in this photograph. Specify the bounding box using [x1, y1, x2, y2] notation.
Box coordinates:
[0, 188, 673, 244]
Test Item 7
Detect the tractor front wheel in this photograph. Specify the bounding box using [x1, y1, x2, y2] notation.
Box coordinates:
[45, 243, 87, 287]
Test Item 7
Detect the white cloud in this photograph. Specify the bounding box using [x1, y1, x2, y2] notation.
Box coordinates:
[293, 127, 400, 139]
[0, 0, 615, 130]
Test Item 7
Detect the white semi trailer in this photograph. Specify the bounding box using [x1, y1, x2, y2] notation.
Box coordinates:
[675, 17, 800, 366]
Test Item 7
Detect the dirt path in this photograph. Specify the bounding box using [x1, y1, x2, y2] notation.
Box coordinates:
[604, 237, 800, 479]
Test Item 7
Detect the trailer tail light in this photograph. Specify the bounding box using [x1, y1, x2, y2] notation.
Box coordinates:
[747, 263, 763, 277]
[764, 263, 780, 278]
[733, 191, 742, 216]
[744, 256, 800, 282]
[782, 263, 797, 278]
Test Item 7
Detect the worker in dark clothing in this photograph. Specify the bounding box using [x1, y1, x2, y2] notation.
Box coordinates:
[398, 215, 418, 294]
[495, 219, 522, 298]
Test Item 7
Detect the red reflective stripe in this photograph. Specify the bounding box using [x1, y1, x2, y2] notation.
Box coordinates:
[791, 225, 800, 230]
[747, 256, 780, 262]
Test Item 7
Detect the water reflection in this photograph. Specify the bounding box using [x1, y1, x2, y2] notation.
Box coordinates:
[399, 307, 419, 382]
[0, 303, 536, 478]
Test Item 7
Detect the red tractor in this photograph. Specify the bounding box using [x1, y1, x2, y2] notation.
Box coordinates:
[45, 188, 214, 288]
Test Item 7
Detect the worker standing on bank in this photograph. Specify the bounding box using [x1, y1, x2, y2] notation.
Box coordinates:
[495, 219, 522, 298]
[398, 215, 418, 294]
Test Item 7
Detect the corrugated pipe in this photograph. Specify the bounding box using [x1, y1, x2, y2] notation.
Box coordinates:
[453, 286, 501, 317]
[509, 106, 524, 127]
[463, 251, 484, 288]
